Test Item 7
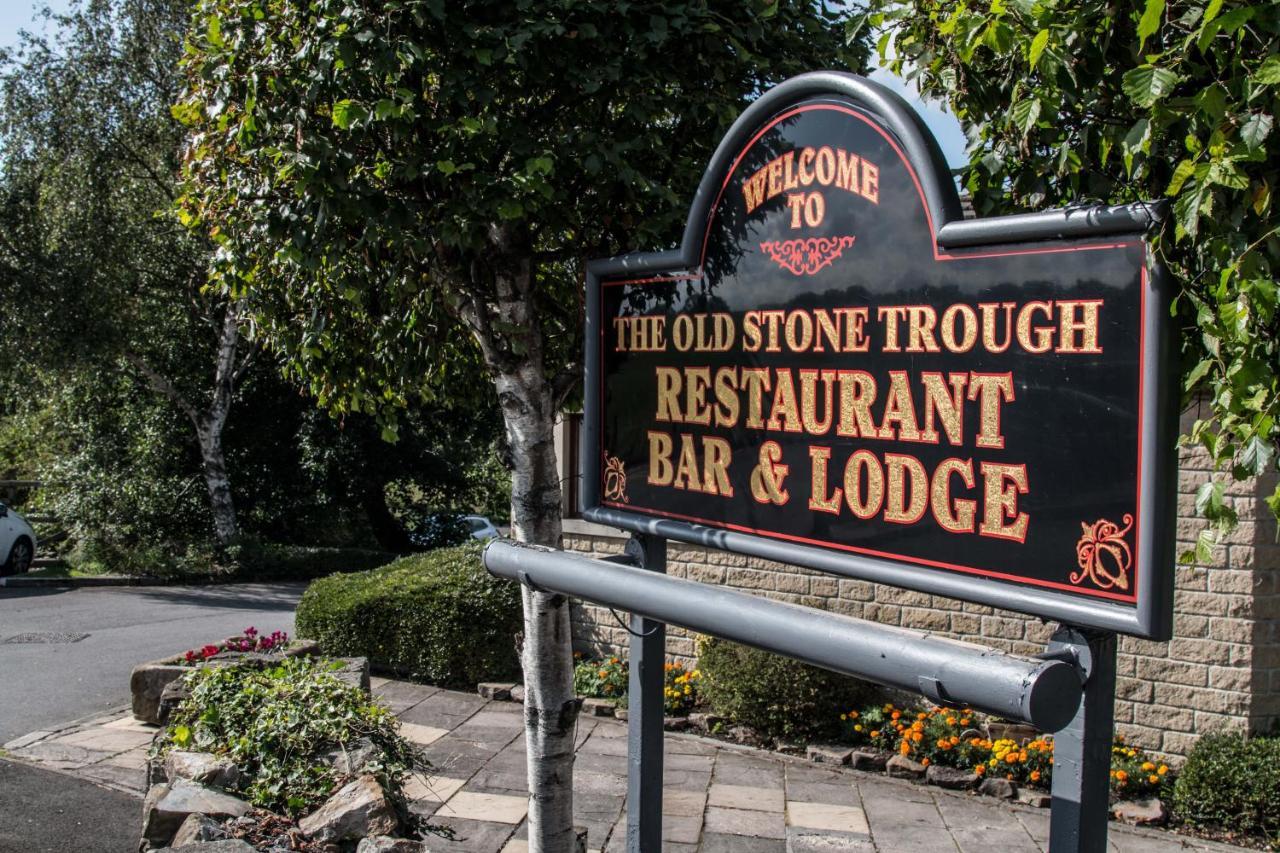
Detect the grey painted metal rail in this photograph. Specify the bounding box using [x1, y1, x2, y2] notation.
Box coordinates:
[484, 540, 1083, 732]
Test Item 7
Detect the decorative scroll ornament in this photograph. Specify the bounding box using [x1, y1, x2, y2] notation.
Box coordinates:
[1071, 514, 1134, 591]
[759, 236, 856, 276]
[603, 451, 629, 503]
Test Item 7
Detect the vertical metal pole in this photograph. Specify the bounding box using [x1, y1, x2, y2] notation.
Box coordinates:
[1048, 626, 1117, 853]
[626, 533, 666, 853]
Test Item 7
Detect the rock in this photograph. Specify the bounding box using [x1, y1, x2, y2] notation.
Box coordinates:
[131, 662, 189, 725]
[663, 716, 690, 732]
[1112, 798, 1168, 826]
[926, 764, 978, 790]
[728, 725, 762, 746]
[142, 780, 251, 849]
[284, 639, 322, 657]
[154, 841, 256, 853]
[320, 738, 381, 777]
[774, 739, 805, 756]
[298, 775, 398, 843]
[477, 682, 515, 701]
[978, 777, 1017, 799]
[164, 752, 242, 790]
[885, 755, 927, 780]
[510, 685, 525, 703]
[1017, 788, 1052, 808]
[806, 744, 853, 766]
[574, 824, 589, 853]
[580, 697, 615, 718]
[158, 680, 192, 726]
[687, 712, 725, 732]
[614, 708, 629, 722]
[331, 657, 371, 694]
[170, 813, 227, 846]
[849, 751, 889, 772]
[356, 838, 428, 853]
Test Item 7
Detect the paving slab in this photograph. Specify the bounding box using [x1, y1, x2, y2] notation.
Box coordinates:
[4, 681, 1254, 853]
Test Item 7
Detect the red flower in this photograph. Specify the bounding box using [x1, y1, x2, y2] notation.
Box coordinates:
[201, 644, 220, 659]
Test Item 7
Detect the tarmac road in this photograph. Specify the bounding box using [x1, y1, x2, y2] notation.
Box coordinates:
[0, 759, 138, 852]
[0, 583, 304, 743]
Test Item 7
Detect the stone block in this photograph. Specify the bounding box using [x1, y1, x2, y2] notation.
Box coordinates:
[163, 752, 242, 790]
[298, 775, 398, 842]
[581, 697, 615, 718]
[131, 662, 188, 725]
[1112, 798, 1167, 826]
[477, 682, 514, 701]
[356, 837, 429, 852]
[154, 841, 255, 853]
[977, 777, 1016, 799]
[925, 765, 977, 790]
[849, 751, 888, 772]
[142, 780, 251, 849]
[885, 755, 925, 780]
[805, 744, 852, 766]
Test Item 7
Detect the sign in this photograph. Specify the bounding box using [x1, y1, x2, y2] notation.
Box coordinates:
[583, 73, 1177, 639]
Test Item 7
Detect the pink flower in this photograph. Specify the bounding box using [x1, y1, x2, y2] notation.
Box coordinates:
[244, 626, 258, 638]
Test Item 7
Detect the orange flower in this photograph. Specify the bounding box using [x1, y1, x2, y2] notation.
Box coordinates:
[921, 758, 931, 767]
[891, 711, 902, 721]
[911, 732, 923, 743]
[1030, 770, 1041, 782]
[974, 764, 986, 776]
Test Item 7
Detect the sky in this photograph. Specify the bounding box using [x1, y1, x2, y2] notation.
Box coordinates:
[0, 1, 969, 169]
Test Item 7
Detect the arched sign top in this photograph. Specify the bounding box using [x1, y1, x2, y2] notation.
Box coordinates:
[677, 72, 964, 268]
[582, 73, 1177, 640]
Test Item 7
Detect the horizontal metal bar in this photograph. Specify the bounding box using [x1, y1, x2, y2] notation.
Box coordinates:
[936, 202, 1162, 248]
[581, 506, 1144, 637]
[484, 540, 1082, 732]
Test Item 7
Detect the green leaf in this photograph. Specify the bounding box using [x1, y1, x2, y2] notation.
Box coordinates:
[1241, 112, 1273, 151]
[1122, 65, 1180, 107]
[174, 724, 191, 746]
[497, 199, 524, 219]
[331, 100, 364, 129]
[1028, 29, 1049, 69]
[1010, 97, 1041, 134]
[1138, 0, 1164, 49]
[1184, 358, 1212, 390]
[1238, 435, 1276, 477]
[435, 160, 457, 175]
[1195, 479, 1224, 516]
[1165, 159, 1197, 196]
[1256, 55, 1280, 85]
[206, 15, 223, 48]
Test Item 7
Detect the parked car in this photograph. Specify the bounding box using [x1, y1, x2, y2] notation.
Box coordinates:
[0, 502, 37, 576]
[462, 514, 500, 540]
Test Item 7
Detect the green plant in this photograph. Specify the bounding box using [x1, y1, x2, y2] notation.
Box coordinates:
[1110, 735, 1173, 799]
[573, 655, 628, 701]
[696, 636, 877, 741]
[1173, 732, 1280, 841]
[295, 543, 521, 686]
[154, 656, 427, 816]
[855, 0, 1280, 544]
[663, 662, 701, 715]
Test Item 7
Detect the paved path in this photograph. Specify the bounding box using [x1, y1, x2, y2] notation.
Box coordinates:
[0, 583, 304, 742]
[5, 679, 1244, 853]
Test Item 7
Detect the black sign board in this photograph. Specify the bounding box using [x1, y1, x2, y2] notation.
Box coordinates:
[583, 73, 1177, 640]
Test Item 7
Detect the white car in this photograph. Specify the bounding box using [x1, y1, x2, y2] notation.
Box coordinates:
[0, 501, 37, 576]
[463, 515, 500, 540]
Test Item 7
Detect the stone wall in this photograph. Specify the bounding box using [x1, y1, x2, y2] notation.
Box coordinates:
[564, 404, 1280, 762]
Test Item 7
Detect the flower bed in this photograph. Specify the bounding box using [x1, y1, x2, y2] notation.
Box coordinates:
[181, 626, 291, 665]
[572, 654, 702, 715]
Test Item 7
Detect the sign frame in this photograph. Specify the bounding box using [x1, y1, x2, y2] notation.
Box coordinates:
[581, 72, 1178, 641]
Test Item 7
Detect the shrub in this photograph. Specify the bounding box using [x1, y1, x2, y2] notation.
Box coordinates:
[1173, 732, 1280, 842]
[67, 536, 395, 581]
[574, 655, 628, 701]
[295, 543, 521, 686]
[153, 656, 427, 816]
[696, 636, 877, 741]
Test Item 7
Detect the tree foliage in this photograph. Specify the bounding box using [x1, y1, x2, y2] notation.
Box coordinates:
[858, 0, 1280, 553]
[174, 0, 869, 432]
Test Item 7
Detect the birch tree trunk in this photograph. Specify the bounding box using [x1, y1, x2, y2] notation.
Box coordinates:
[451, 230, 579, 853]
[127, 299, 246, 547]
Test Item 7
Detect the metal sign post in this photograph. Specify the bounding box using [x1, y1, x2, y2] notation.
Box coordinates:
[497, 71, 1179, 853]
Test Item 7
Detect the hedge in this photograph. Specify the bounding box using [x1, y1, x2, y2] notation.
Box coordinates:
[697, 636, 878, 741]
[295, 543, 521, 686]
[1172, 732, 1280, 842]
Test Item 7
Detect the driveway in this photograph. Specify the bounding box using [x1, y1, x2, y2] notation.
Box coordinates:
[0, 583, 304, 743]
